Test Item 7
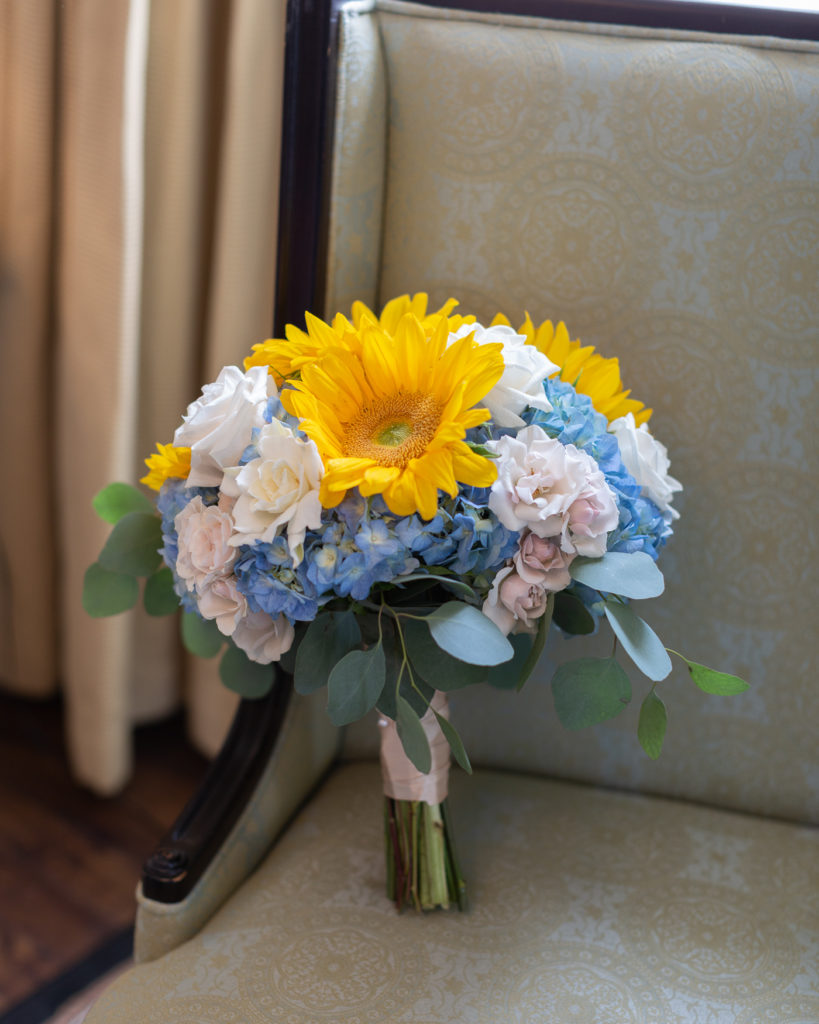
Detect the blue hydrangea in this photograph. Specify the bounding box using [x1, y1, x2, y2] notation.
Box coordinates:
[234, 537, 318, 623]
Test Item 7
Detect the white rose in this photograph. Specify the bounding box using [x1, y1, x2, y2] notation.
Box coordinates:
[197, 575, 248, 636]
[489, 424, 619, 557]
[232, 610, 294, 665]
[221, 419, 324, 566]
[448, 323, 557, 427]
[610, 413, 682, 519]
[173, 365, 274, 487]
[175, 496, 237, 592]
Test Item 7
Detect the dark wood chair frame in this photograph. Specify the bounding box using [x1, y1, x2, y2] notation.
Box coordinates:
[143, 0, 819, 904]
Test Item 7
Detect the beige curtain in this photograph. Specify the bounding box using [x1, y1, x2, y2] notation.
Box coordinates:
[0, 0, 287, 794]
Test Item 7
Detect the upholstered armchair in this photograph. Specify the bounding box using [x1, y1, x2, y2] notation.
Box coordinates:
[86, 2, 819, 1021]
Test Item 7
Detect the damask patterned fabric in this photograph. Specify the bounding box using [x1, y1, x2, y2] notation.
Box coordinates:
[87, 761, 819, 1023]
[332, 1, 819, 826]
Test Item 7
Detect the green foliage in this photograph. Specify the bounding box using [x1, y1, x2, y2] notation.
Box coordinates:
[686, 660, 749, 695]
[327, 642, 386, 726]
[487, 634, 532, 690]
[552, 591, 595, 635]
[603, 600, 671, 682]
[98, 512, 162, 577]
[219, 644, 274, 698]
[396, 696, 431, 774]
[404, 619, 486, 691]
[516, 594, 554, 691]
[424, 602, 513, 666]
[464, 442, 498, 459]
[293, 611, 361, 695]
[82, 562, 139, 618]
[278, 622, 307, 675]
[143, 568, 179, 617]
[571, 551, 665, 600]
[181, 611, 223, 658]
[92, 482, 154, 524]
[638, 690, 667, 759]
[551, 656, 631, 731]
[432, 710, 472, 774]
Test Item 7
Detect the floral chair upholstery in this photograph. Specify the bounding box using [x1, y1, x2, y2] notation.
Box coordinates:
[86, 2, 819, 1021]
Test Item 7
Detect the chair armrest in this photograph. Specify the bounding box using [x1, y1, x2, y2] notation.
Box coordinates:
[142, 669, 293, 903]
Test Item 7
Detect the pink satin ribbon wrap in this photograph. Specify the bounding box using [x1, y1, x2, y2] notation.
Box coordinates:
[379, 691, 450, 805]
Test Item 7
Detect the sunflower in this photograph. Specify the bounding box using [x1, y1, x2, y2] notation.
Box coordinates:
[280, 311, 503, 520]
[141, 443, 191, 491]
[493, 313, 652, 425]
[245, 294, 467, 385]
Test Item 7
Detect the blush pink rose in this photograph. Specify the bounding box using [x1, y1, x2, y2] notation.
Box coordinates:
[514, 531, 574, 592]
[482, 566, 551, 636]
[232, 611, 294, 665]
[489, 425, 619, 557]
[197, 575, 248, 637]
[175, 496, 237, 592]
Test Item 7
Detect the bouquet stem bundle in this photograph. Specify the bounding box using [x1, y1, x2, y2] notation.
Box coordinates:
[379, 691, 466, 911]
[384, 797, 466, 911]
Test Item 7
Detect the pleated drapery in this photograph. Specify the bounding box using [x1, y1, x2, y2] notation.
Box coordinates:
[0, 0, 287, 793]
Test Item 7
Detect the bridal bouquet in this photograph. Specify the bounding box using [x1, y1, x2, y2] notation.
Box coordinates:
[85, 294, 748, 911]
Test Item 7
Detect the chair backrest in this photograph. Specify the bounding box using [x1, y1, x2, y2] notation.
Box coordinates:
[326, 0, 819, 825]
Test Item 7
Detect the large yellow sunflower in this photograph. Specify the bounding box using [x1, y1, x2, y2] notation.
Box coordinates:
[493, 313, 652, 425]
[280, 312, 503, 520]
[245, 293, 465, 386]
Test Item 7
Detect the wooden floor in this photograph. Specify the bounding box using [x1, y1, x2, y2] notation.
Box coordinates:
[0, 692, 208, 1017]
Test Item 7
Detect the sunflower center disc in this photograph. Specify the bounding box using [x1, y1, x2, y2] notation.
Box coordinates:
[344, 392, 442, 467]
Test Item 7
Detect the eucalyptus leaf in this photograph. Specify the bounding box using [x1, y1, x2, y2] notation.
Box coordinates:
[181, 611, 223, 658]
[219, 644, 274, 698]
[517, 593, 554, 691]
[82, 562, 139, 618]
[396, 696, 431, 774]
[143, 567, 179, 617]
[686, 660, 749, 695]
[404, 619, 486, 691]
[553, 591, 595, 635]
[376, 619, 402, 720]
[487, 634, 532, 690]
[603, 600, 671, 682]
[279, 622, 307, 675]
[551, 656, 631, 731]
[424, 602, 514, 666]
[294, 611, 361, 695]
[638, 690, 667, 760]
[432, 710, 472, 774]
[98, 512, 163, 577]
[438, 577, 479, 600]
[327, 643, 386, 726]
[570, 551, 664, 600]
[92, 482, 154, 524]
[400, 674, 435, 719]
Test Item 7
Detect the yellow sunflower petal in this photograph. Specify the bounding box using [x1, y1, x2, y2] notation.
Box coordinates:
[140, 443, 191, 491]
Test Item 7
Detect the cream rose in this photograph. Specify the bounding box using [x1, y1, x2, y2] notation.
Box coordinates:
[609, 413, 682, 519]
[221, 418, 324, 566]
[232, 610, 295, 665]
[482, 565, 551, 636]
[173, 365, 274, 487]
[448, 322, 557, 427]
[489, 425, 618, 557]
[197, 575, 248, 636]
[514, 531, 574, 592]
[175, 496, 237, 592]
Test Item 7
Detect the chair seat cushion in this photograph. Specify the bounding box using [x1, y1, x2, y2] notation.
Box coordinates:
[88, 762, 819, 1023]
